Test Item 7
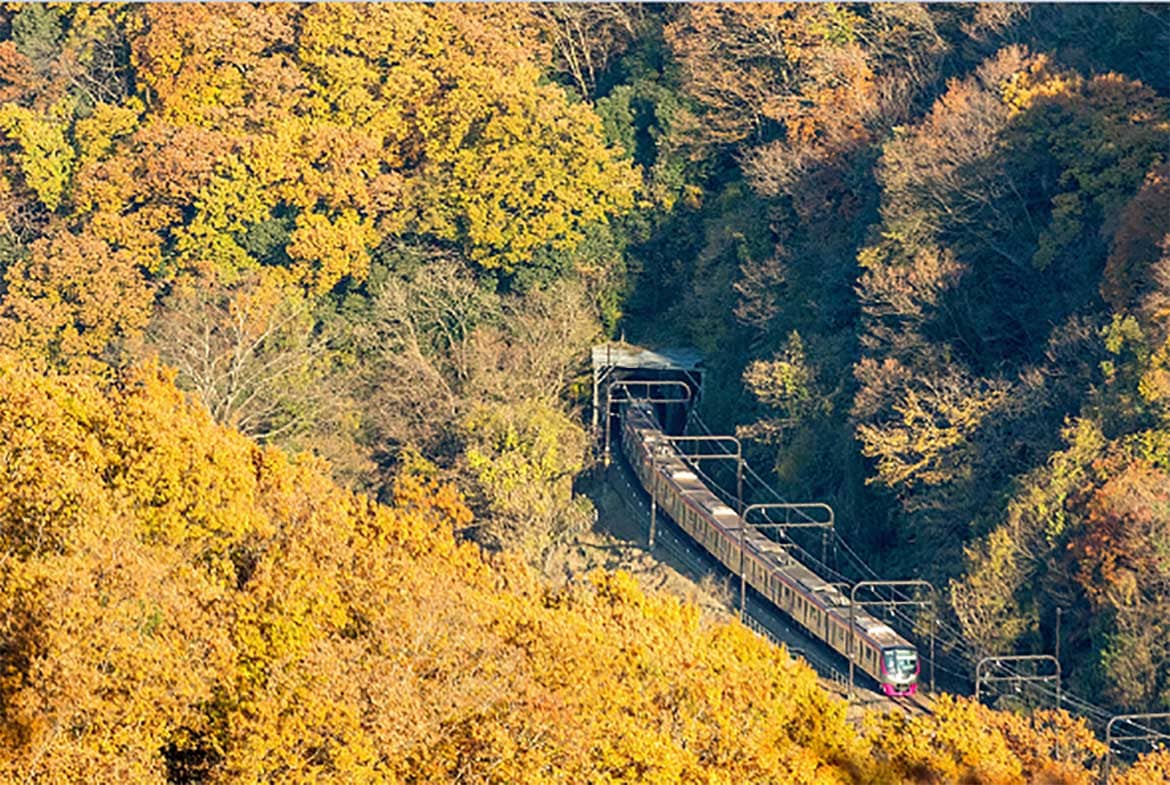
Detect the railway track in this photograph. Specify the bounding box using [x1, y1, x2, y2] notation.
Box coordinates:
[889, 693, 934, 716]
[598, 399, 1163, 761]
[598, 457, 918, 712]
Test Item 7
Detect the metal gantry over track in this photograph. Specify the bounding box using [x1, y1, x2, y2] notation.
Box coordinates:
[651, 434, 743, 550]
[737, 503, 834, 619]
[602, 378, 693, 468]
[1103, 713, 1170, 784]
[592, 342, 703, 458]
[592, 344, 1164, 753]
[975, 654, 1061, 709]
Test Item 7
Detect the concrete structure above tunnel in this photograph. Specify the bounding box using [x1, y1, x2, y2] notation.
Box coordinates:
[591, 342, 704, 444]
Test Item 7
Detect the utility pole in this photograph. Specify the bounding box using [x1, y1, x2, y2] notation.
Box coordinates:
[1055, 607, 1062, 665]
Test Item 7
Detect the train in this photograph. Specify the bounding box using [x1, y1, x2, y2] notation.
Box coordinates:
[620, 400, 921, 697]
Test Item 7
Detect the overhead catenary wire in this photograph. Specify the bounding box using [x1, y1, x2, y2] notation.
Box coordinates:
[681, 410, 1133, 733]
[686, 414, 981, 674]
[685, 413, 1132, 726]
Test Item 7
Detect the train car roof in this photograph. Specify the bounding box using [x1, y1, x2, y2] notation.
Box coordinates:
[627, 409, 916, 653]
[710, 504, 739, 520]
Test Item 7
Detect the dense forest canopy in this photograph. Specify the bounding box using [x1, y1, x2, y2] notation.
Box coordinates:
[0, 3, 1168, 782]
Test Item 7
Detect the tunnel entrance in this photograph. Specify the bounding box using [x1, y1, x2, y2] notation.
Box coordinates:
[591, 342, 704, 452]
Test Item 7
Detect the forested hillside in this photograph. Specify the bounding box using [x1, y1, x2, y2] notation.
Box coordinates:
[0, 4, 1167, 780]
[598, 4, 1169, 714]
[0, 350, 1159, 784]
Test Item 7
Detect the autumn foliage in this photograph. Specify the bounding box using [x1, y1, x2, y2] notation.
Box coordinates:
[0, 3, 632, 563]
[0, 353, 1149, 784]
[0, 4, 637, 373]
[0, 4, 1167, 782]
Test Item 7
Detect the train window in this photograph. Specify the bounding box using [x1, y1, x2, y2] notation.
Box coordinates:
[883, 648, 918, 679]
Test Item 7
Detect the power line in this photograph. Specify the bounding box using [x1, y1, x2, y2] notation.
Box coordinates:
[682, 409, 1131, 732]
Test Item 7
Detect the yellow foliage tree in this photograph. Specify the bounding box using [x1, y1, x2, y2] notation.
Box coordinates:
[462, 399, 592, 559]
[1116, 749, 1170, 785]
[0, 4, 637, 374]
[124, 3, 637, 281]
[866, 695, 1104, 785]
[0, 100, 74, 210]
